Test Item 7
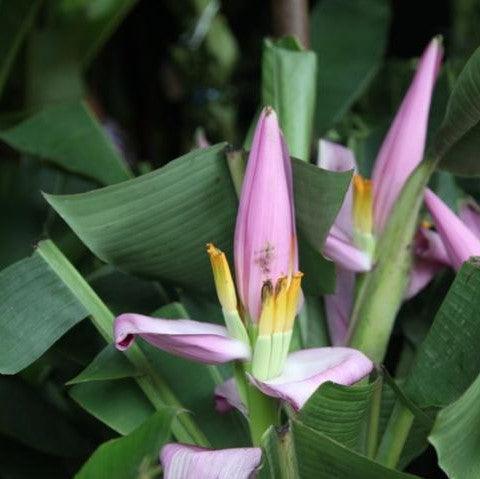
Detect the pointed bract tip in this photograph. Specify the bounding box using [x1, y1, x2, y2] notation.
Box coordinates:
[263, 105, 275, 116]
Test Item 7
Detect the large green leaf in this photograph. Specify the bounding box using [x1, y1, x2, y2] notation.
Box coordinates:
[292, 420, 419, 478]
[405, 259, 480, 407]
[46, 144, 351, 294]
[0, 102, 132, 185]
[0, 0, 43, 98]
[0, 247, 88, 374]
[46, 143, 236, 293]
[429, 372, 480, 479]
[262, 37, 317, 161]
[311, 0, 391, 135]
[432, 45, 480, 175]
[298, 380, 378, 452]
[0, 376, 89, 457]
[70, 379, 154, 436]
[75, 407, 175, 479]
[0, 240, 206, 445]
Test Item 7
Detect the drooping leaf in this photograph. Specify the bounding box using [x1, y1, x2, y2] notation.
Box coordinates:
[310, 0, 391, 135]
[262, 37, 317, 161]
[429, 372, 480, 479]
[0, 102, 132, 185]
[405, 259, 480, 407]
[70, 379, 154, 436]
[0, 376, 90, 457]
[432, 45, 480, 175]
[298, 380, 379, 452]
[74, 407, 176, 479]
[45, 144, 350, 294]
[0, 0, 43, 98]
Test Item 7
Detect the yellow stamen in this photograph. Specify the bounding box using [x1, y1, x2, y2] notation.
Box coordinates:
[352, 174, 373, 235]
[206, 243, 237, 312]
[421, 220, 433, 230]
[284, 272, 303, 332]
[273, 277, 288, 333]
[258, 281, 275, 335]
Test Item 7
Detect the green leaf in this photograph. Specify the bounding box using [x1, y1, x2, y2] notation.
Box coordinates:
[292, 420, 419, 478]
[262, 37, 317, 161]
[0, 102, 132, 185]
[433, 45, 480, 175]
[45, 145, 350, 294]
[405, 259, 480, 407]
[311, 0, 391, 135]
[47, 143, 236, 293]
[0, 240, 206, 445]
[67, 344, 140, 385]
[298, 380, 378, 452]
[429, 372, 480, 479]
[293, 160, 352, 255]
[70, 379, 154, 435]
[0, 247, 88, 374]
[0, 0, 43, 98]
[0, 376, 89, 457]
[75, 407, 176, 479]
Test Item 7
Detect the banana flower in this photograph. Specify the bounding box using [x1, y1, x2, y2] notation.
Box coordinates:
[319, 38, 443, 344]
[114, 107, 372, 413]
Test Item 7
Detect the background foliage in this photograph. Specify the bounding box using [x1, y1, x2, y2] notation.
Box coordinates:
[2, 0, 480, 478]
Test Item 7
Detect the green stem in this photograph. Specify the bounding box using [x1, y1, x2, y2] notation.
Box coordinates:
[366, 375, 383, 458]
[37, 239, 208, 446]
[347, 161, 435, 363]
[376, 401, 414, 468]
[246, 382, 279, 446]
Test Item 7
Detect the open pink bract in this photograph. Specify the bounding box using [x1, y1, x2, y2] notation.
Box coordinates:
[114, 314, 250, 364]
[160, 444, 262, 479]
